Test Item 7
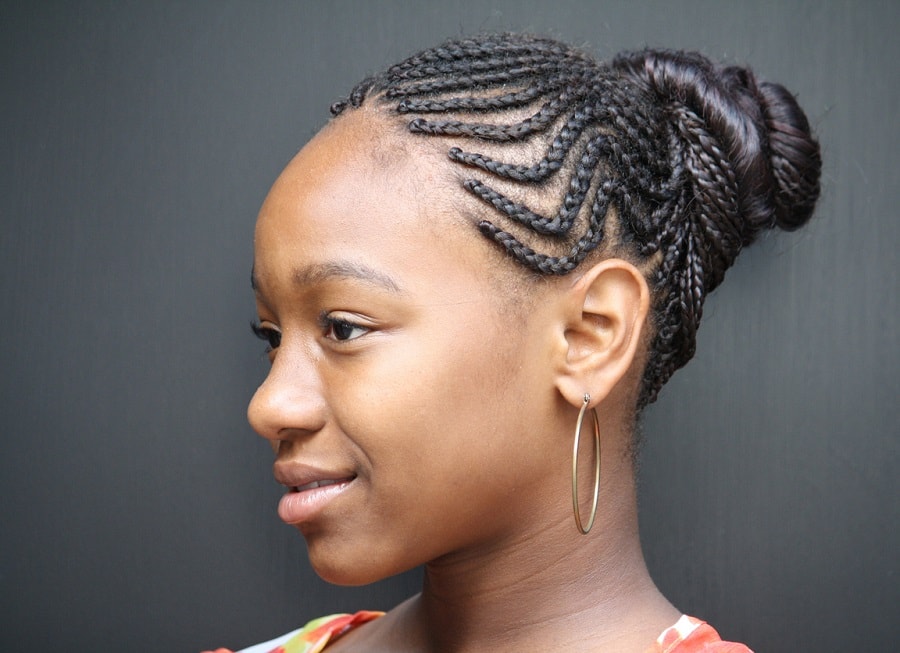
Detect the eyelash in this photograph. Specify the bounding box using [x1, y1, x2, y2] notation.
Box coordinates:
[250, 315, 369, 352]
[319, 313, 370, 342]
[251, 321, 281, 352]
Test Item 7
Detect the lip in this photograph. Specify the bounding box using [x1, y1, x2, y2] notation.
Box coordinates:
[273, 461, 356, 525]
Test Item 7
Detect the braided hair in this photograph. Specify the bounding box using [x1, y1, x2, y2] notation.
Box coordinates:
[330, 33, 821, 408]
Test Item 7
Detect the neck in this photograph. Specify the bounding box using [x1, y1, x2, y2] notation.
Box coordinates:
[407, 458, 678, 653]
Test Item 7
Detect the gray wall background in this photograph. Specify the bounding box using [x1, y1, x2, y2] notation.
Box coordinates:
[2, 1, 897, 651]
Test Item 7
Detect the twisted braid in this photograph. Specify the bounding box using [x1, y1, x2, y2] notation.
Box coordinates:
[330, 33, 821, 408]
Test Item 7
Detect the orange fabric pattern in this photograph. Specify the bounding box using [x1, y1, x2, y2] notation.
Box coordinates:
[649, 614, 753, 653]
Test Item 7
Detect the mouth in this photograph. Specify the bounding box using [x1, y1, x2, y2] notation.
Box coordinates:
[275, 471, 357, 525]
[273, 460, 356, 489]
[292, 477, 356, 492]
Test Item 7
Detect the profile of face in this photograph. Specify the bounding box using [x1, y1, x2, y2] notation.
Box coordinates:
[247, 107, 588, 585]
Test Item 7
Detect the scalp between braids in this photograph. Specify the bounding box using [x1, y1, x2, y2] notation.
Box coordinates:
[330, 33, 822, 408]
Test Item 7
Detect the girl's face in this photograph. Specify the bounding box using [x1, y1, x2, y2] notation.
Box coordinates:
[248, 109, 571, 585]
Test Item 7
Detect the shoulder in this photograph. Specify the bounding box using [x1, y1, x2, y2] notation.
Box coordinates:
[651, 615, 753, 653]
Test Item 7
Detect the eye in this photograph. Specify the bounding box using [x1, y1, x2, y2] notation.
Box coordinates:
[251, 321, 281, 351]
[322, 315, 369, 342]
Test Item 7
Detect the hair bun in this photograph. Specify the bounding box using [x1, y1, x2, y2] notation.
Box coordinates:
[619, 50, 821, 245]
[753, 79, 822, 231]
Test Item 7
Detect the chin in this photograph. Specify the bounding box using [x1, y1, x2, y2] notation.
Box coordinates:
[310, 559, 394, 587]
[306, 540, 408, 587]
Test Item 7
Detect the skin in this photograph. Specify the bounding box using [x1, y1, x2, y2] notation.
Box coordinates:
[247, 106, 680, 653]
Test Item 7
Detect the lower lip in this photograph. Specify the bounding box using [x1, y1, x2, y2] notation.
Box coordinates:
[277, 480, 353, 525]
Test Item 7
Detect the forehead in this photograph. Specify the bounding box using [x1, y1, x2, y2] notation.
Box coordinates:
[265, 108, 419, 208]
[252, 108, 482, 294]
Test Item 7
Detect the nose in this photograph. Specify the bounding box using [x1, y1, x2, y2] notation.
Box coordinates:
[247, 345, 327, 444]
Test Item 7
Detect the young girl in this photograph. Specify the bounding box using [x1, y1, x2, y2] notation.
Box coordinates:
[208, 32, 820, 653]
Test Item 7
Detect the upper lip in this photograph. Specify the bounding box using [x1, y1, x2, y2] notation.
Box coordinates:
[273, 460, 356, 492]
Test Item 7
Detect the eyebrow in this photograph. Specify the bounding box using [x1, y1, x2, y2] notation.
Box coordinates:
[251, 261, 403, 294]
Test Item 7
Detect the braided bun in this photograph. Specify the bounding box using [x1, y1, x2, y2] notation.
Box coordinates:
[754, 80, 822, 231]
[619, 49, 821, 246]
[331, 34, 822, 406]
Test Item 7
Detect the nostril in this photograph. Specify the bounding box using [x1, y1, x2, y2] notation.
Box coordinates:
[246, 369, 328, 442]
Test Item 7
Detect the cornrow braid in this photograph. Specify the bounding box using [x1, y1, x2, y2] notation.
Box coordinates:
[330, 33, 821, 408]
[397, 84, 553, 114]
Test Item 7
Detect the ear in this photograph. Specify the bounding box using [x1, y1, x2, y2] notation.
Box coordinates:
[554, 258, 651, 409]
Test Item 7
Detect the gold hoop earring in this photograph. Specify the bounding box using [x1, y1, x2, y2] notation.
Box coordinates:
[572, 393, 601, 535]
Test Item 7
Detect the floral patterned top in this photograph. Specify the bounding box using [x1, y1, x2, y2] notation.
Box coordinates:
[204, 611, 752, 653]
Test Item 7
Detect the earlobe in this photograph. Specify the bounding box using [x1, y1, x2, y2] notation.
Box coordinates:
[555, 259, 650, 409]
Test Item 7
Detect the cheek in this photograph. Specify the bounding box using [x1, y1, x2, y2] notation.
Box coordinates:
[342, 310, 547, 499]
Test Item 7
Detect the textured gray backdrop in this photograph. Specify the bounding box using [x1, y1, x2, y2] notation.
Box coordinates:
[2, 1, 898, 651]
